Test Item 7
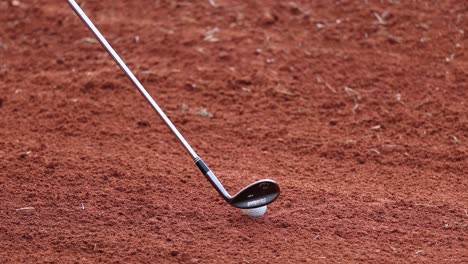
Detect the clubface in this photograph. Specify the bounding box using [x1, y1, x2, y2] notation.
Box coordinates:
[229, 179, 280, 209]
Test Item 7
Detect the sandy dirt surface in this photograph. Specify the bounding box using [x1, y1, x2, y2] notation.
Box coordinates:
[1, 0, 467, 263]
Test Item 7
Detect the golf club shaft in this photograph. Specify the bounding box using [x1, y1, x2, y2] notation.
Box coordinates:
[67, 0, 198, 160]
[68, 0, 233, 201]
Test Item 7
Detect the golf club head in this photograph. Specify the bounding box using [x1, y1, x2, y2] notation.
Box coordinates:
[229, 179, 280, 209]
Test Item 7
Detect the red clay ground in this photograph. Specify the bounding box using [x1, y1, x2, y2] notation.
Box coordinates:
[1, 0, 467, 263]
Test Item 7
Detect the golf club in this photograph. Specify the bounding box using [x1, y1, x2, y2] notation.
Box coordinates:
[67, 0, 280, 209]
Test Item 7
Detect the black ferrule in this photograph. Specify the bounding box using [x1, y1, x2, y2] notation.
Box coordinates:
[195, 159, 210, 175]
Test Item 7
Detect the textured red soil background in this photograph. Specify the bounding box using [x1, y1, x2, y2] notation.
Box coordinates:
[1, 0, 467, 263]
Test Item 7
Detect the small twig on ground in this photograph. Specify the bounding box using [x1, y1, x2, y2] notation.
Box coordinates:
[369, 149, 381, 155]
[203, 27, 219, 42]
[344, 86, 361, 113]
[208, 0, 216, 8]
[193, 107, 213, 119]
[81, 37, 98, 44]
[274, 84, 294, 96]
[374, 12, 386, 25]
[344, 86, 361, 98]
[181, 103, 189, 111]
[16, 207, 34, 211]
[450, 135, 459, 143]
[352, 97, 359, 113]
[316, 75, 337, 93]
[313, 235, 320, 240]
[325, 82, 337, 93]
[414, 249, 423, 255]
[275, 89, 293, 96]
[378, 30, 401, 43]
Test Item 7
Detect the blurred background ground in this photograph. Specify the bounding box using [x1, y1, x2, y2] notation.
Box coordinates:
[0, 0, 467, 262]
